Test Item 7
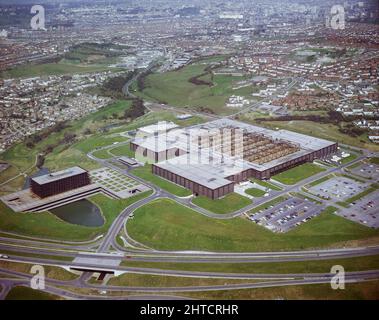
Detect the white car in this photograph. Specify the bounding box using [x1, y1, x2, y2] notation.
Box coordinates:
[0, 254, 9, 259]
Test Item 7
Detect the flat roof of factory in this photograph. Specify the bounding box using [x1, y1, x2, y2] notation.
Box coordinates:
[154, 154, 237, 189]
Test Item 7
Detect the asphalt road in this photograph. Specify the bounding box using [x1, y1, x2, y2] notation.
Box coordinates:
[1, 267, 378, 296]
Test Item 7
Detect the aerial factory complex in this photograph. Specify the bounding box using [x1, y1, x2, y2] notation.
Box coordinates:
[132, 119, 338, 199]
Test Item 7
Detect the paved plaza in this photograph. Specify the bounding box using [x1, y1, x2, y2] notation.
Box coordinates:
[90, 168, 149, 199]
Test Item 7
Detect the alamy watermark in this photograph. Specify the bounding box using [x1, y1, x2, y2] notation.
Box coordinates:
[31, 5, 46, 31]
[330, 265, 345, 290]
[326, 5, 346, 30]
[30, 265, 45, 290]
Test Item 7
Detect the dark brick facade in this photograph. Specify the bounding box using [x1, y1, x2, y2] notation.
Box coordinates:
[31, 172, 91, 198]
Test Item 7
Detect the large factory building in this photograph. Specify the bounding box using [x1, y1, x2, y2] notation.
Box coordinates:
[132, 119, 337, 199]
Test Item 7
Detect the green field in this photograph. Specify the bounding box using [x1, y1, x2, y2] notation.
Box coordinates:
[0, 191, 152, 241]
[370, 157, 379, 165]
[5, 286, 61, 300]
[134, 57, 257, 115]
[92, 149, 114, 160]
[109, 143, 135, 158]
[179, 280, 379, 300]
[131, 165, 192, 197]
[192, 193, 251, 214]
[345, 184, 379, 205]
[248, 196, 287, 214]
[63, 42, 127, 65]
[1, 42, 127, 79]
[272, 163, 326, 185]
[0, 248, 73, 262]
[307, 175, 332, 187]
[245, 188, 266, 197]
[292, 192, 323, 204]
[0, 261, 77, 281]
[126, 199, 379, 252]
[0, 61, 121, 79]
[340, 153, 358, 164]
[347, 162, 362, 170]
[123, 254, 379, 274]
[107, 273, 251, 288]
[250, 178, 282, 191]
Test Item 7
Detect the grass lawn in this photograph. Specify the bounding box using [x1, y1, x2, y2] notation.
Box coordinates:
[245, 188, 266, 197]
[126, 199, 379, 252]
[180, 280, 379, 300]
[92, 149, 113, 160]
[340, 174, 367, 183]
[0, 191, 152, 241]
[340, 153, 358, 164]
[272, 163, 326, 185]
[135, 57, 256, 115]
[131, 165, 192, 197]
[292, 192, 322, 205]
[0, 248, 73, 262]
[74, 135, 128, 155]
[5, 286, 61, 300]
[0, 60, 121, 79]
[370, 157, 379, 165]
[250, 178, 282, 191]
[307, 175, 332, 187]
[345, 184, 379, 204]
[347, 162, 362, 170]
[106, 273, 252, 288]
[0, 261, 77, 281]
[192, 193, 251, 214]
[123, 254, 379, 274]
[109, 143, 135, 158]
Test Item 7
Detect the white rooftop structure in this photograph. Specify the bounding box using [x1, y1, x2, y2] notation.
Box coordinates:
[137, 121, 179, 136]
